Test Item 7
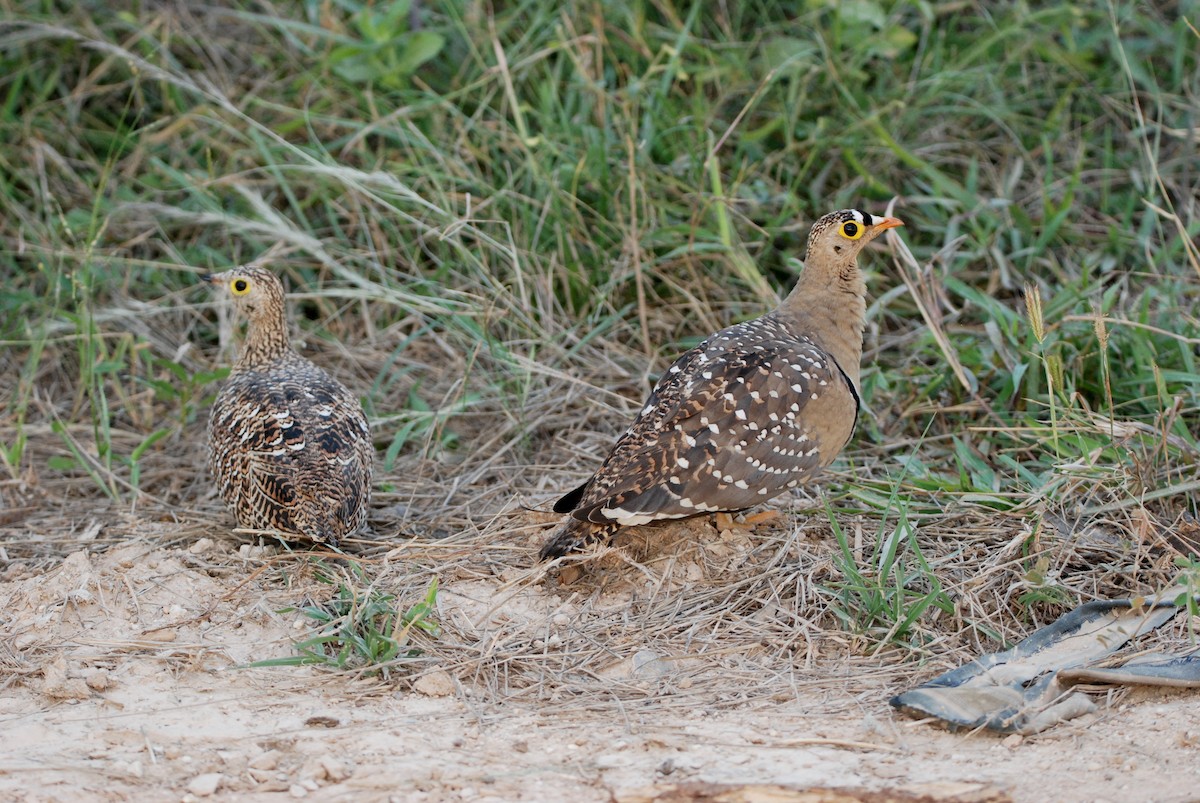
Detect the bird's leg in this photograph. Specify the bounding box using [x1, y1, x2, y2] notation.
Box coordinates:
[715, 510, 780, 532]
[741, 510, 782, 526]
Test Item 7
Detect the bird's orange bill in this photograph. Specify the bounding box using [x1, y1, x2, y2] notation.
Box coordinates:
[874, 216, 904, 230]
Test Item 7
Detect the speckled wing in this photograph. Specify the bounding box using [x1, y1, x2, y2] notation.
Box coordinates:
[208, 363, 372, 544]
[559, 314, 858, 527]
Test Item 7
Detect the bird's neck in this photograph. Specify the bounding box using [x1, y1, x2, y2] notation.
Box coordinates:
[235, 311, 293, 370]
[777, 257, 867, 389]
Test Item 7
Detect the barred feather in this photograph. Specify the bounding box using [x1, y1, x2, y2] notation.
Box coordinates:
[205, 267, 372, 546]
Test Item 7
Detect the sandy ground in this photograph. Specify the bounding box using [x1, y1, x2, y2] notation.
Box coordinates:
[2, 525, 1199, 803]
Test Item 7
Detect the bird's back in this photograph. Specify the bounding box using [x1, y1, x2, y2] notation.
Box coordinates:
[208, 353, 372, 545]
[558, 311, 859, 528]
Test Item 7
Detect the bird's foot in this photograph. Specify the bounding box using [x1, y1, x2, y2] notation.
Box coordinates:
[741, 510, 782, 527]
[714, 510, 782, 532]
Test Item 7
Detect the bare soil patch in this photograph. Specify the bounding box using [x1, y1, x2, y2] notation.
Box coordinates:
[2, 508, 1198, 802]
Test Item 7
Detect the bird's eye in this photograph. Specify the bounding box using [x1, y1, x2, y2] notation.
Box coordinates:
[231, 278, 250, 296]
[839, 221, 863, 240]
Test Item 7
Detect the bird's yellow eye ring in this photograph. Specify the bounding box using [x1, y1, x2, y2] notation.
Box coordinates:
[231, 278, 250, 296]
[840, 220, 864, 240]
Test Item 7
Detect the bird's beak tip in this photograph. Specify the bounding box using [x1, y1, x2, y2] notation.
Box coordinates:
[876, 216, 904, 231]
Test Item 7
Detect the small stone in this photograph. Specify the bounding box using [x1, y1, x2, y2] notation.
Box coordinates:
[85, 669, 112, 691]
[186, 773, 223, 797]
[512, 740, 529, 754]
[239, 544, 273, 560]
[413, 669, 455, 697]
[289, 784, 308, 798]
[319, 756, 349, 782]
[249, 749, 283, 770]
[299, 757, 327, 783]
[41, 657, 89, 700]
[1001, 734, 1023, 749]
[189, 537, 216, 555]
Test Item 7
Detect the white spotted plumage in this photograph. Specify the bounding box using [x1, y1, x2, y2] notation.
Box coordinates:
[541, 209, 903, 560]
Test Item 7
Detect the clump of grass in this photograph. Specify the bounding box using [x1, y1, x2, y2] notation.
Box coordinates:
[824, 494, 953, 652]
[255, 563, 440, 677]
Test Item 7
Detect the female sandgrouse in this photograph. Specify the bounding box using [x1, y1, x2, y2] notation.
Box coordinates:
[205, 267, 373, 547]
[541, 209, 903, 559]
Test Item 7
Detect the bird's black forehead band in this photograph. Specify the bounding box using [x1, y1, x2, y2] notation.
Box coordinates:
[854, 209, 874, 226]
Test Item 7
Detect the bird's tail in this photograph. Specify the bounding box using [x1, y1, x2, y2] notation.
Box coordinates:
[539, 517, 617, 561]
[293, 506, 340, 548]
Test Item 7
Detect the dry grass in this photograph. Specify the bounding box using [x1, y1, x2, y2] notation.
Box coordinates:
[1, 310, 1192, 715]
[1, 0, 1198, 722]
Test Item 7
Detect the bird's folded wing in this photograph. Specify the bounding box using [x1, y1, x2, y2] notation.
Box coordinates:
[571, 336, 856, 525]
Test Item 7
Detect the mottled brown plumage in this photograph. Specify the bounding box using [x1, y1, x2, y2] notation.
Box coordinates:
[541, 209, 903, 560]
[205, 267, 372, 546]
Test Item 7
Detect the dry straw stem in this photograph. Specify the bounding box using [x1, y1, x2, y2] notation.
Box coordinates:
[882, 199, 973, 395]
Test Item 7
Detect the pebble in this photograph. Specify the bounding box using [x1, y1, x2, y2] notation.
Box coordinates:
[85, 669, 112, 691]
[320, 755, 349, 782]
[186, 773, 223, 797]
[249, 749, 283, 770]
[189, 538, 216, 555]
[413, 669, 455, 697]
[247, 767, 274, 783]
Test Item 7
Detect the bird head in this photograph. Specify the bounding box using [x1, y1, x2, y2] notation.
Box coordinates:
[202, 266, 286, 323]
[805, 209, 904, 263]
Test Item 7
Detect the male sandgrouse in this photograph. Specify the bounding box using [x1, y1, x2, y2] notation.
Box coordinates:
[205, 267, 373, 547]
[541, 209, 902, 559]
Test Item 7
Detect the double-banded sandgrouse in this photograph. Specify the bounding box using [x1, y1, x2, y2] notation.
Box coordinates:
[541, 209, 903, 559]
[205, 267, 373, 547]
